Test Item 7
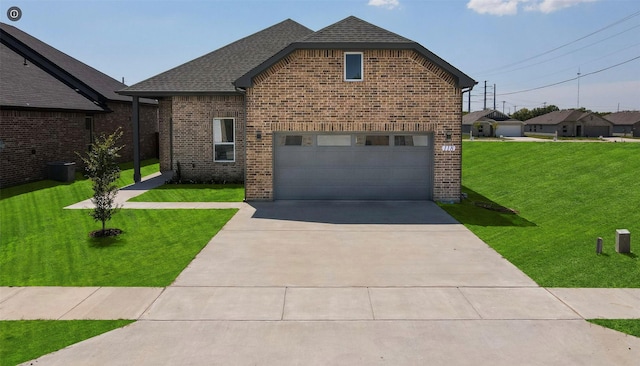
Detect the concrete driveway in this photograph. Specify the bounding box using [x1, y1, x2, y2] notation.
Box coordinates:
[26, 201, 640, 365]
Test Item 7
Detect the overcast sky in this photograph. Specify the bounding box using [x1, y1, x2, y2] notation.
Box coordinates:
[3, 0, 639, 113]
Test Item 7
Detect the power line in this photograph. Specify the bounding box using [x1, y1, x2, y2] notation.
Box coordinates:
[498, 55, 640, 96]
[482, 24, 640, 77]
[476, 10, 640, 75]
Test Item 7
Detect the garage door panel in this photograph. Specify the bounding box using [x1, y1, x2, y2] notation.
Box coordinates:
[274, 133, 432, 200]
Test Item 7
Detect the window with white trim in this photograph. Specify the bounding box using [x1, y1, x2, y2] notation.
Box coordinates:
[213, 118, 235, 162]
[344, 52, 363, 81]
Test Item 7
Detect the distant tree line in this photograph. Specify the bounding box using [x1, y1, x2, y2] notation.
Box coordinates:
[510, 105, 559, 121]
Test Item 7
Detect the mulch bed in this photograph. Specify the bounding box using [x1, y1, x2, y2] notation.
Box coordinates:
[89, 228, 123, 238]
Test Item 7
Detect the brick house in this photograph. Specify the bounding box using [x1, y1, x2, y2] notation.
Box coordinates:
[524, 109, 613, 138]
[462, 109, 525, 137]
[120, 16, 475, 201]
[0, 23, 158, 188]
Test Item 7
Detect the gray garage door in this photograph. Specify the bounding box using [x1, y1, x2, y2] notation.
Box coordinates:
[274, 133, 433, 200]
[584, 125, 610, 137]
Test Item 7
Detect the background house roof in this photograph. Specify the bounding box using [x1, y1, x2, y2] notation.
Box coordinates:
[463, 109, 522, 125]
[1, 22, 136, 105]
[525, 110, 585, 125]
[0, 43, 103, 111]
[120, 19, 314, 96]
[604, 111, 640, 125]
[121, 16, 476, 96]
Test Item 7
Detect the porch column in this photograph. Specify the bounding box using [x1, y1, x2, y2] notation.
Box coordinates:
[132, 96, 141, 183]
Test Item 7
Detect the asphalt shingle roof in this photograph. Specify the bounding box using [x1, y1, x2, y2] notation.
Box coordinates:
[299, 16, 413, 44]
[604, 111, 640, 125]
[525, 110, 585, 125]
[122, 16, 476, 96]
[463, 109, 522, 125]
[120, 19, 314, 95]
[1, 22, 132, 103]
[0, 43, 103, 111]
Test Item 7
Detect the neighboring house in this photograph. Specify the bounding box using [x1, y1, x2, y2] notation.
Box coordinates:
[120, 16, 476, 202]
[462, 109, 525, 137]
[0, 23, 158, 188]
[604, 111, 640, 137]
[524, 110, 612, 137]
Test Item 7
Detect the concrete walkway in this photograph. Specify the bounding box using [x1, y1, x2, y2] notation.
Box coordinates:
[5, 178, 640, 365]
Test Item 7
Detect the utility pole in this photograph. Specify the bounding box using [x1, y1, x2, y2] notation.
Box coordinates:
[576, 68, 581, 108]
[493, 84, 496, 111]
[483, 81, 487, 110]
[502, 101, 506, 114]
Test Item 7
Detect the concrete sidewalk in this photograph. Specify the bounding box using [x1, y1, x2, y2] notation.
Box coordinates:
[8, 181, 640, 365]
[2, 285, 639, 321]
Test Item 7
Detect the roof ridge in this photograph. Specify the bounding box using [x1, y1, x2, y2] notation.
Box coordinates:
[298, 15, 414, 44]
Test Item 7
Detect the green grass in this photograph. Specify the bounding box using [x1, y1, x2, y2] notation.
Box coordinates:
[130, 184, 245, 202]
[588, 319, 640, 338]
[0, 320, 133, 366]
[440, 142, 639, 288]
[0, 160, 237, 286]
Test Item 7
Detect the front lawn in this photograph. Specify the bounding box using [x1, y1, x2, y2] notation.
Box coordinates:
[441, 142, 639, 288]
[0, 320, 133, 366]
[0, 160, 237, 286]
[588, 319, 640, 338]
[130, 183, 244, 202]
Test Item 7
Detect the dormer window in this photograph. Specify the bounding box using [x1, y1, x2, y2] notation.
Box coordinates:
[344, 52, 363, 81]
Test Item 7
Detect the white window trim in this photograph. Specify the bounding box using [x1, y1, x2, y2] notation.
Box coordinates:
[213, 118, 235, 162]
[344, 52, 363, 82]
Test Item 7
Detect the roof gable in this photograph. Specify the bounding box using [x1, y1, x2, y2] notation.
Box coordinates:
[1, 22, 131, 105]
[235, 16, 475, 90]
[120, 19, 313, 96]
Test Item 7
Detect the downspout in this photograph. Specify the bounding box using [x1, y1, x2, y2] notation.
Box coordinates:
[459, 86, 474, 201]
[132, 96, 141, 183]
[235, 86, 247, 202]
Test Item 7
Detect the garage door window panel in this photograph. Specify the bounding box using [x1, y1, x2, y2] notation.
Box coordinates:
[317, 135, 351, 146]
[214, 118, 235, 162]
[356, 135, 389, 146]
[394, 135, 429, 147]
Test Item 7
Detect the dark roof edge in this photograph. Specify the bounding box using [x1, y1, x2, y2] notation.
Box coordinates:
[0, 104, 108, 113]
[116, 90, 244, 98]
[0, 28, 111, 110]
[235, 42, 477, 89]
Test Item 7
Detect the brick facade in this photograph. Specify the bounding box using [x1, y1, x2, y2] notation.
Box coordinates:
[94, 101, 159, 163]
[245, 49, 462, 201]
[0, 109, 87, 187]
[0, 101, 158, 188]
[163, 95, 245, 183]
[154, 49, 463, 201]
